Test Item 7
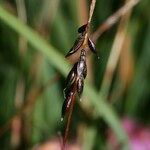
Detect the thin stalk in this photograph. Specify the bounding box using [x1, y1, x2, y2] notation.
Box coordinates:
[83, 0, 96, 48]
[88, 0, 96, 24]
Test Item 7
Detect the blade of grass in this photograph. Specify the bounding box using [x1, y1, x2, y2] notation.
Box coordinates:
[0, 6, 70, 76]
[91, 0, 139, 43]
[0, 6, 129, 149]
[125, 19, 150, 115]
[100, 0, 132, 98]
[82, 127, 97, 150]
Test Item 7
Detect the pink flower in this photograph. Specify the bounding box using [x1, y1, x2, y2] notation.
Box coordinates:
[108, 117, 150, 150]
[33, 138, 81, 150]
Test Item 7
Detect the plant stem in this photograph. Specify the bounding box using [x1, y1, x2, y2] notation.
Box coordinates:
[88, 0, 96, 24]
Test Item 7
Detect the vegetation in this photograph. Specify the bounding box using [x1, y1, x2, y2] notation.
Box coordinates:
[0, 0, 149, 149]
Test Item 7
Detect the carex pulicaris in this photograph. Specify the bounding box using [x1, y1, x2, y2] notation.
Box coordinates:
[65, 24, 98, 58]
[61, 50, 87, 120]
[61, 23, 99, 120]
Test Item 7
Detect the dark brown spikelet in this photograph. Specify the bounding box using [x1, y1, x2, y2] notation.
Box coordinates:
[65, 63, 77, 87]
[65, 23, 99, 58]
[88, 38, 99, 59]
[63, 16, 98, 120]
[65, 36, 84, 57]
[76, 50, 86, 98]
[77, 50, 87, 78]
[65, 23, 88, 58]
[62, 50, 87, 120]
[78, 24, 88, 34]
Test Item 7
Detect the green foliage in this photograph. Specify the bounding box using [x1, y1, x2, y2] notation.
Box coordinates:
[0, 0, 149, 149]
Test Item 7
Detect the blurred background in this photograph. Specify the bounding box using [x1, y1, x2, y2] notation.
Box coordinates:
[0, 0, 150, 150]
